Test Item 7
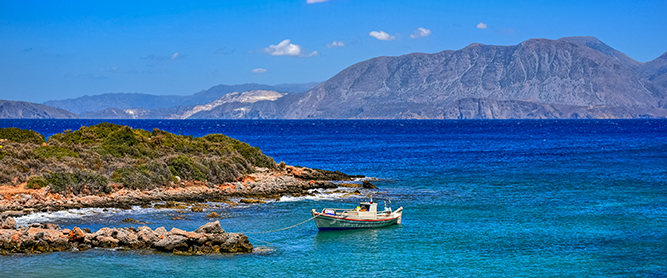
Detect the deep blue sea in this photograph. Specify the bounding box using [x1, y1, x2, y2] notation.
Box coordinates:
[1, 119, 667, 277]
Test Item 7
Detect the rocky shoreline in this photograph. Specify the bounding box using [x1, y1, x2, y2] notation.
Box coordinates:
[0, 217, 252, 255]
[0, 165, 376, 256]
[0, 166, 366, 215]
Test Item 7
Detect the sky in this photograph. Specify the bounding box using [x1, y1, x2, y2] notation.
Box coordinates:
[1, 0, 666, 103]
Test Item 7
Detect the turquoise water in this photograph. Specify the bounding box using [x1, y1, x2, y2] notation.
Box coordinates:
[1, 120, 667, 277]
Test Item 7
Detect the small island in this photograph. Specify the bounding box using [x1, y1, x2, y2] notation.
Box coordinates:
[0, 123, 372, 255]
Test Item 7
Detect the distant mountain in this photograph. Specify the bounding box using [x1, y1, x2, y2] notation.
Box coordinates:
[0, 100, 77, 119]
[639, 51, 667, 107]
[38, 37, 667, 119]
[276, 36, 667, 119]
[45, 82, 319, 114]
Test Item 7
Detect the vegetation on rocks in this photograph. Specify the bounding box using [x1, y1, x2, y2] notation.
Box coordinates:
[0, 127, 45, 144]
[0, 123, 276, 195]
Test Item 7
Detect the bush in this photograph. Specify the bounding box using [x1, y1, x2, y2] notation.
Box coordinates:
[168, 155, 207, 182]
[0, 127, 45, 144]
[33, 146, 79, 159]
[49, 122, 123, 144]
[26, 176, 47, 189]
[232, 141, 276, 169]
[45, 172, 76, 193]
[45, 170, 110, 195]
[111, 161, 172, 190]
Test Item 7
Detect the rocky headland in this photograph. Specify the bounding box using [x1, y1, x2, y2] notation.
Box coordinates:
[0, 166, 358, 214]
[0, 124, 373, 255]
[0, 218, 252, 255]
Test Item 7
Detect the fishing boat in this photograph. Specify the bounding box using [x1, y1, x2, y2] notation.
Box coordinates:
[311, 197, 403, 230]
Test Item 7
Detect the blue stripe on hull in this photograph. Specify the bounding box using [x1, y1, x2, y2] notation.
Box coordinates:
[313, 215, 399, 231]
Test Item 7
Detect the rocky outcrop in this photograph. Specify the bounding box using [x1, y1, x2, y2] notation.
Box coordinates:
[0, 100, 77, 119]
[0, 167, 355, 213]
[287, 166, 364, 181]
[0, 218, 251, 255]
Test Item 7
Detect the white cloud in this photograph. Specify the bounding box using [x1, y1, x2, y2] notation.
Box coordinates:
[252, 68, 267, 73]
[264, 39, 318, 57]
[369, 31, 396, 41]
[410, 27, 432, 39]
[327, 41, 345, 48]
[476, 22, 487, 29]
[307, 0, 329, 3]
[170, 52, 181, 60]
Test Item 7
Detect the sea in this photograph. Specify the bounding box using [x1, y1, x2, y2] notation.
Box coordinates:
[1, 119, 666, 277]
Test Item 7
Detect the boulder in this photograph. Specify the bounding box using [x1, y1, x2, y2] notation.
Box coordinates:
[137, 228, 159, 246]
[153, 235, 188, 252]
[154, 227, 168, 237]
[362, 180, 378, 189]
[1, 217, 17, 230]
[68, 227, 85, 242]
[169, 227, 200, 239]
[96, 236, 119, 248]
[195, 221, 224, 234]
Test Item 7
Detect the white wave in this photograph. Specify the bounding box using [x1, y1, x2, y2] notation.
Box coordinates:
[12, 206, 165, 227]
[352, 176, 379, 182]
[277, 188, 365, 202]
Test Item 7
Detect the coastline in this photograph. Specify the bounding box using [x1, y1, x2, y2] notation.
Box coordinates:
[0, 166, 367, 216]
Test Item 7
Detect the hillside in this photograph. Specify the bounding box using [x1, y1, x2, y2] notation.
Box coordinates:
[280, 36, 667, 119]
[0, 123, 275, 191]
[0, 100, 77, 119]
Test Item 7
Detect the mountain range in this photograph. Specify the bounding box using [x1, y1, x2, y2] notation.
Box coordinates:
[2, 36, 666, 119]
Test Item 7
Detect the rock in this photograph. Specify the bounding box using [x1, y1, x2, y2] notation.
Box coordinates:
[1, 217, 17, 230]
[191, 207, 203, 212]
[206, 212, 219, 218]
[122, 218, 135, 222]
[69, 227, 85, 242]
[153, 235, 187, 252]
[195, 221, 224, 234]
[169, 228, 200, 239]
[137, 228, 159, 246]
[96, 236, 119, 248]
[362, 181, 378, 189]
[154, 227, 168, 238]
[43, 223, 61, 230]
[239, 199, 265, 204]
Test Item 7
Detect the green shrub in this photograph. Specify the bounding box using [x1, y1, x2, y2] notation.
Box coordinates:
[45, 172, 77, 193]
[33, 146, 79, 159]
[0, 127, 45, 144]
[26, 176, 47, 189]
[232, 141, 275, 169]
[50, 122, 123, 144]
[111, 161, 172, 190]
[45, 170, 110, 195]
[168, 155, 207, 182]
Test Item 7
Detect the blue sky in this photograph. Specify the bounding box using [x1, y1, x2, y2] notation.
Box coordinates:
[1, 0, 666, 103]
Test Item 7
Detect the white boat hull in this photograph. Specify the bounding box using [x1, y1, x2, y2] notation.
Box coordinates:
[312, 207, 402, 231]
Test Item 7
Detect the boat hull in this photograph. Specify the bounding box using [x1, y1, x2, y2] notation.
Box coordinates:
[312, 211, 402, 231]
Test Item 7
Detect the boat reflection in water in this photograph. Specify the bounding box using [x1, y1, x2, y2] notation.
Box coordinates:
[311, 197, 403, 231]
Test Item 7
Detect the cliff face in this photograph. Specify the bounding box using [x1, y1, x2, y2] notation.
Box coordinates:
[0, 100, 77, 119]
[281, 37, 666, 119]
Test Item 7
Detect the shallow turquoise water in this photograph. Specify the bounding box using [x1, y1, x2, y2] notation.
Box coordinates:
[1, 120, 666, 277]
